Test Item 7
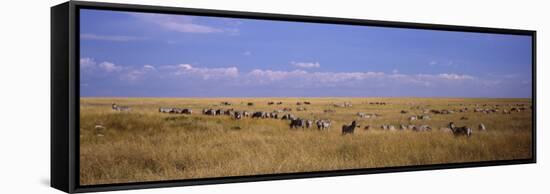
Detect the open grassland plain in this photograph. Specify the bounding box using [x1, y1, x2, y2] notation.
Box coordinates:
[80, 97, 533, 185]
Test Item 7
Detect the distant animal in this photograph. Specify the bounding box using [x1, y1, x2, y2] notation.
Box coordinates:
[276, 102, 283, 105]
[305, 120, 313, 128]
[252, 111, 267, 118]
[479, 123, 486, 131]
[203, 109, 216, 115]
[281, 114, 296, 120]
[323, 109, 336, 113]
[364, 125, 371, 130]
[460, 116, 468, 120]
[400, 110, 408, 114]
[409, 116, 417, 121]
[283, 107, 292, 112]
[413, 125, 431, 132]
[296, 102, 302, 105]
[112, 103, 131, 111]
[449, 122, 472, 137]
[342, 121, 359, 135]
[316, 120, 331, 130]
[267, 102, 275, 105]
[304, 101, 311, 105]
[159, 107, 173, 113]
[290, 118, 306, 128]
[296, 107, 307, 111]
[234, 111, 243, 119]
[247, 102, 254, 106]
[220, 101, 232, 106]
[419, 115, 430, 120]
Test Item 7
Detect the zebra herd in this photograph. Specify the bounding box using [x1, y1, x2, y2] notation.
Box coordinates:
[110, 101, 527, 138]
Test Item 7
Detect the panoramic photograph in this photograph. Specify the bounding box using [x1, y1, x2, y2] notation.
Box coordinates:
[79, 9, 533, 185]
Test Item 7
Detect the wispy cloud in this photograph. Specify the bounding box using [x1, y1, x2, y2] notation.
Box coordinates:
[80, 33, 144, 42]
[292, 61, 320, 68]
[163, 64, 239, 80]
[131, 13, 235, 34]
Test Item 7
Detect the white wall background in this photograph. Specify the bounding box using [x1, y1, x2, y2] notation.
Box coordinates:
[0, 0, 547, 193]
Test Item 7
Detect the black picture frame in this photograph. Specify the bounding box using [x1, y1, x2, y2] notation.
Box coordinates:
[51, 1, 537, 193]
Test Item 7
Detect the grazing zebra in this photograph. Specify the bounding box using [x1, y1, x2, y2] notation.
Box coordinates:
[112, 103, 131, 111]
[342, 121, 359, 135]
[290, 118, 305, 129]
[234, 111, 243, 120]
[449, 122, 472, 137]
[159, 107, 173, 113]
[316, 120, 331, 130]
[305, 120, 313, 128]
[281, 114, 296, 120]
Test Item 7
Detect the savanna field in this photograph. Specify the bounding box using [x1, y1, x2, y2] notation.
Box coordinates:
[79, 97, 533, 185]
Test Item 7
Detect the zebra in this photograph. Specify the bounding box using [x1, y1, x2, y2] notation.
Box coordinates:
[449, 122, 472, 137]
[342, 121, 359, 135]
[159, 107, 173, 113]
[290, 118, 306, 129]
[316, 120, 331, 130]
[112, 103, 131, 111]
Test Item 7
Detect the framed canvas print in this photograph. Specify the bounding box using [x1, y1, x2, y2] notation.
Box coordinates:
[51, 1, 536, 193]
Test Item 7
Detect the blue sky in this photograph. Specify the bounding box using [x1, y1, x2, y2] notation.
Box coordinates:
[79, 9, 533, 98]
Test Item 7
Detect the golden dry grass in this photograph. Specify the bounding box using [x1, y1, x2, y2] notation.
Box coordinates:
[79, 97, 532, 185]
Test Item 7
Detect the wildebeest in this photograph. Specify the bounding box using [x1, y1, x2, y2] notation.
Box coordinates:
[283, 107, 292, 112]
[316, 120, 331, 130]
[323, 109, 336, 113]
[296, 102, 302, 105]
[220, 101, 232, 106]
[400, 110, 408, 114]
[276, 102, 283, 105]
[247, 102, 254, 106]
[290, 118, 306, 128]
[449, 122, 472, 137]
[342, 121, 359, 135]
[112, 103, 131, 111]
[267, 102, 275, 105]
[304, 101, 311, 105]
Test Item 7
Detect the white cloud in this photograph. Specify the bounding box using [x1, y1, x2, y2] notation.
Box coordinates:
[292, 61, 320, 68]
[169, 64, 239, 80]
[437, 73, 474, 80]
[131, 13, 226, 34]
[98, 62, 123, 72]
[80, 33, 144, 42]
[80, 58, 96, 69]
